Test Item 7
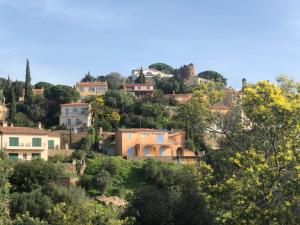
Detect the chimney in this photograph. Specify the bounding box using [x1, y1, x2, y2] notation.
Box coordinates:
[10, 123, 14, 127]
[38, 122, 42, 129]
[3, 121, 7, 127]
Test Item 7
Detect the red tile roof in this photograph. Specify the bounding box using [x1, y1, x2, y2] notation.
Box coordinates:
[60, 102, 88, 107]
[76, 82, 107, 87]
[0, 126, 60, 137]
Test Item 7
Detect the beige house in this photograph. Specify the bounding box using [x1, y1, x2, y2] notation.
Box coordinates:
[0, 123, 60, 160]
[76, 81, 108, 98]
[0, 104, 9, 121]
[59, 102, 92, 129]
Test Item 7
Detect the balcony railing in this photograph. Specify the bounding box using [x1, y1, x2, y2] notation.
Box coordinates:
[3, 143, 47, 149]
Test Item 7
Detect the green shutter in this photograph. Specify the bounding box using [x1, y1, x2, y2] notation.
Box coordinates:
[9, 153, 18, 160]
[32, 138, 41, 147]
[48, 140, 55, 149]
[32, 153, 41, 159]
[9, 137, 19, 146]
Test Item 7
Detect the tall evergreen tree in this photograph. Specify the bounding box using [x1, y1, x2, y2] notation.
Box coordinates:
[3, 76, 12, 104]
[10, 87, 16, 120]
[136, 67, 146, 84]
[24, 59, 33, 105]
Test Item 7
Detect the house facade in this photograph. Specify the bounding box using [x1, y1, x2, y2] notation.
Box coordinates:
[0, 104, 9, 121]
[115, 128, 194, 157]
[132, 68, 173, 79]
[124, 83, 154, 99]
[76, 81, 108, 98]
[0, 123, 60, 160]
[59, 102, 92, 129]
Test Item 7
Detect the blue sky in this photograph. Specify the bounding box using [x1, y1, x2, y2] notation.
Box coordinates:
[0, 0, 299, 89]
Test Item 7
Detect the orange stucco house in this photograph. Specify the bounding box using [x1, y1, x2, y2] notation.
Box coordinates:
[115, 128, 194, 157]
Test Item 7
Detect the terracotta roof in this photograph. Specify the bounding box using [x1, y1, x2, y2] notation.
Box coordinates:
[118, 128, 166, 133]
[117, 128, 182, 134]
[0, 126, 60, 136]
[60, 102, 88, 107]
[48, 132, 61, 137]
[76, 82, 107, 87]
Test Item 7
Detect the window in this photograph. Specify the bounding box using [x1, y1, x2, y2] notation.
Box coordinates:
[73, 108, 78, 113]
[156, 134, 164, 144]
[66, 108, 69, 115]
[128, 133, 132, 140]
[88, 87, 95, 92]
[81, 108, 87, 115]
[9, 153, 18, 160]
[144, 147, 150, 156]
[79, 87, 84, 92]
[9, 137, 19, 146]
[48, 140, 55, 149]
[32, 138, 42, 147]
[23, 153, 27, 160]
[76, 118, 81, 125]
[32, 153, 41, 159]
[127, 147, 134, 156]
[67, 119, 71, 126]
[160, 147, 167, 156]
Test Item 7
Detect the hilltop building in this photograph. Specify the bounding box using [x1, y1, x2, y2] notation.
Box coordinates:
[131, 68, 173, 79]
[76, 81, 108, 99]
[124, 83, 154, 99]
[0, 122, 60, 160]
[59, 102, 92, 129]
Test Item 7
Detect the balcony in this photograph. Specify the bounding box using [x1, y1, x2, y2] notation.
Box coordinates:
[3, 143, 47, 150]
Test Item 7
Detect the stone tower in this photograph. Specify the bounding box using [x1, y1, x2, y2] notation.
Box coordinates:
[178, 63, 196, 79]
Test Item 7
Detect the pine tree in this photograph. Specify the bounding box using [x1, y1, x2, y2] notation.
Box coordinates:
[10, 87, 16, 120]
[24, 59, 33, 105]
[136, 67, 146, 84]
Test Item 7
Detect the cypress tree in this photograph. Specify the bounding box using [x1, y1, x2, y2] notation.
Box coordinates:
[24, 59, 33, 105]
[136, 67, 146, 84]
[10, 87, 16, 120]
[3, 76, 12, 104]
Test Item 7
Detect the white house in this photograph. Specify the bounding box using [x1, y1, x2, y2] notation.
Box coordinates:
[132, 68, 173, 79]
[59, 102, 92, 129]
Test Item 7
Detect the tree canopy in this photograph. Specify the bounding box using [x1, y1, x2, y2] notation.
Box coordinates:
[198, 70, 227, 86]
